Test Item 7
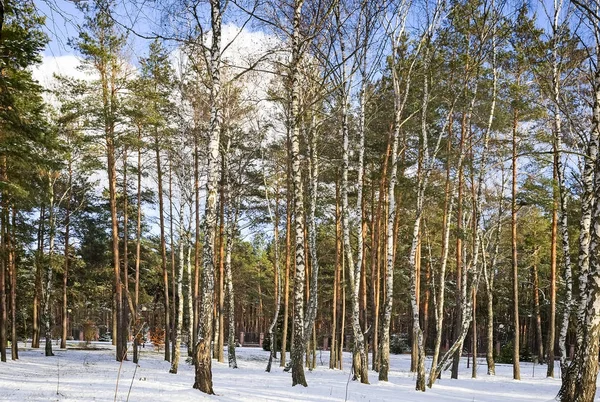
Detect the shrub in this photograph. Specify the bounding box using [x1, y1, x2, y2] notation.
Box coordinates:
[496, 341, 533, 364]
[390, 334, 410, 354]
[150, 327, 165, 352]
[82, 320, 97, 345]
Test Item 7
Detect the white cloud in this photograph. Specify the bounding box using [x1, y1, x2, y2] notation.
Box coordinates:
[32, 54, 89, 87]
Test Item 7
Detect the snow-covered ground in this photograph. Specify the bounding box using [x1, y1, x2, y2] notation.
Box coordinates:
[0, 342, 592, 401]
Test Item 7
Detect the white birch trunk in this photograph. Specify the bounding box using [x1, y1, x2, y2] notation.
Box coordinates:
[549, 0, 573, 374]
[304, 117, 319, 348]
[170, 198, 185, 374]
[379, 2, 416, 381]
[407, 53, 436, 391]
[44, 174, 55, 357]
[194, 0, 222, 393]
[559, 26, 600, 401]
[265, 167, 282, 373]
[225, 196, 239, 369]
[289, 0, 308, 388]
[186, 224, 193, 358]
[431, 73, 490, 385]
[339, 30, 369, 380]
[428, 172, 458, 386]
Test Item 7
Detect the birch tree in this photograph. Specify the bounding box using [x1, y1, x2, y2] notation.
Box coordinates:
[289, 0, 308, 386]
[194, 0, 224, 394]
[334, 0, 369, 382]
[558, 2, 600, 399]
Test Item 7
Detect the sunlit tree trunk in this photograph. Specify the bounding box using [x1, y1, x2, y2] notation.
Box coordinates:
[304, 116, 320, 352]
[511, 106, 521, 380]
[550, 0, 572, 376]
[193, 132, 200, 358]
[61, 157, 72, 350]
[155, 137, 171, 363]
[559, 18, 600, 400]
[44, 173, 56, 357]
[122, 146, 130, 359]
[169, 155, 176, 361]
[0, 163, 7, 362]
[379, 70, 402, 382]
[340, 36, 369, 382]
[170, 197, 185, 374]
[330, 178, 340, 370]
[186, 217, 193, 358]
[215, 155, 226, 363]
[9, 207, 17, 359]
[32, 205, 44, 349]
[532, 248, 544, 364]
[135, 127, 142, 314]
[226, 185, 239, 369]
[289, 0, 308, 388]
[548, 108, 559, 377]
[194, 0, 222, 393]
[280, 127, 292, 368]
[428, 124, 457, 387]
[266, 171, 282, 373]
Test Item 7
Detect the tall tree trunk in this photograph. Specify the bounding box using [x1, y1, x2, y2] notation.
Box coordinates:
[472, 288, 477, 378]
[330, 177, 340, 370]
[423, 259, 431, 355]
[483, 238, 494, 375]
[102, 44, 123, 361]
[337, 9, 369, 383]
[304, 117, 320, 354]
[569, 76, 600, 400]
[451, 113, 466, 380]
[108, 136, 122, 361]
[0, 206, 6, 362]
[186, 220, 193, 358]
[559, 27, 600, 402]
[375, 133, 392, 373]
[431, 69, 489, 387]
[61, 157, 72, 350]
[341, 79, 369, 386]
[169, 156, 176, 362]
[532, 248, 544, 364]
[44, 173, 56, 357]
[122, 146, 130, 359]
[428, 121, 457, 386]
[135, 127, 142, 314]
[556, 114, 573, 375]
[193, 131, 200, 359]
[407, 47, 442, 390]
[32, 205, 44, 349]
[379, 89, 401, 383]
[266, 171, 281, 373]
[289, 0, 308, 388]
[280, 133, 292, 368]
[216, 160, 226, 364]
[9, 207, 16, 359]
[155, 138, 171, 363]
[550, 0, 573, 376]
[194, 0, 222, 393]
[548, 158, 558, 377]
[483, 173, 503, 377]
[339, 235, 346, 371]
[511, 108, 521, 380]
[225, 175, 239, 369]
[0, 162, 6, 362]
[170, 197, 185, 374]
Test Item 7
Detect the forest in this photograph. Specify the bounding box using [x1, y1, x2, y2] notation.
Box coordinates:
[2, 0, 600, 400]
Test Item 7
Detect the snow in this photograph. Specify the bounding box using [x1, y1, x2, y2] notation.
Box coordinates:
[0, 343, 592, 401]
